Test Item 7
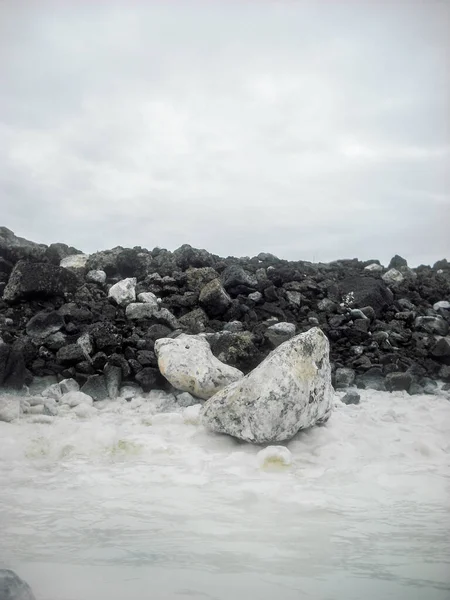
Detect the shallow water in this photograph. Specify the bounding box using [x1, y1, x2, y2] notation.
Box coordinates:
[1, 390, 450, 600]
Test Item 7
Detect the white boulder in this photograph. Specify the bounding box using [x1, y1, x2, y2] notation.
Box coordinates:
[137, 292, 159, 306]
[86, 269, 107, 284]
[364, 263, 383, 272]
[108, 278, 136, 306]
[433, 300, 450, 311]
[382, 268, 404, 285]
[154, 334, 244, 400]
[201, 327, 333, 444]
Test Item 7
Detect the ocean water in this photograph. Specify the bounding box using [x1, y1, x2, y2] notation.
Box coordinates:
[1, 390, 449, 600]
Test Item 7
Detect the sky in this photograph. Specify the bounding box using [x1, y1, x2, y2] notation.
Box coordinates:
[0, 0, 449, 266]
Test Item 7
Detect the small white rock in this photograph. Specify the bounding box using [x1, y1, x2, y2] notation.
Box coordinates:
[257, 446, 293, 469]
[433, 300, 450, 311]
[364, 263, 383, 272]
[137, 292, 159, 306]
[108, 278, 136, 306]
[60, 254, 89, 271]
[41, 383, 62, 401]
[59, 378, 80, 394]
[0, 396, 21, 422]
[86, 269, 107, 284]
[382, 268, 404, 285]
[61, 391, 94, 407]
[183, 404, 202, 425]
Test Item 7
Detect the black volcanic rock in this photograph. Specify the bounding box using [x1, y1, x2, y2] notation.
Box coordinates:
[4, 261, 79, 302]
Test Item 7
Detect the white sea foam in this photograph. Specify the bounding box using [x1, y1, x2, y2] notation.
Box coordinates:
[0, 390, 449, 600]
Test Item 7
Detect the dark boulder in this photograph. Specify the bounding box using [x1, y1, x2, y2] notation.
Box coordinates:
[173, 244, 216, 270]
[388, 255, 408, 269]
[4, 261, 79, 302]
[0, 339, 27, 389]
[0, 226, 47, 264]
[341, 390, 361, 405]
[336, 276, 394, 317]
[222, 265, 258, 296]
[56, 343, 86, 365]
[26, 310, 64, 339]
[81, 374, 109, 400]
[0, 569, 36, 600]
[104, 363, 122, 399]
[45, 242, 83, 265]
[135, 366, 167, 392]
[384, 371, 413, 392]
[199, 279, 231, 317]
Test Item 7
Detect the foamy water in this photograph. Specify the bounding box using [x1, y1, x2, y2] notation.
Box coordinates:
[1, 391, 450, 600]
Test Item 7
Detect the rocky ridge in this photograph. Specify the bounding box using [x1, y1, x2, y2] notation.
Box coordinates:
[1, 226, 450, 398]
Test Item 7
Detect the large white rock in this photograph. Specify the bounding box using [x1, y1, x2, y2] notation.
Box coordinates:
[154, 334, 244, 400]
[108, 278, 136, 306]
[201, 327, 333, 444]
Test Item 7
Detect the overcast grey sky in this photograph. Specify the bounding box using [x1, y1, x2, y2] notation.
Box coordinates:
[1, 1, 449, 266]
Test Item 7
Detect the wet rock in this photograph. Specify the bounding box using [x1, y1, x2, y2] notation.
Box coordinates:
[201, 327, 333, 444]
[4, 260, 79, 302]
[81, 374, 109, 401]
[59, 378, 80, 394]
[176, 391, 198, 408]
[335, 367, 356, 389]
[61, 390, 93, 407]
[155, 333, 243, 399]
[356, 367, 385, 391]
[0, 396, 21, 422]
[135, 366, 166, 392]
[0, 569, 36, 600]
[341, 390, 360, 405]
[384, 372, 413, 392]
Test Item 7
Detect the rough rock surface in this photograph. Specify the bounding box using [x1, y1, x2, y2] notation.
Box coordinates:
[0, 569, 36, 600]
[155, 334, 243, 399]
[0, 228, 449, 396]
[108, 278, 136, 306]
[201, 327, 333, 443]
[4, 261, 79, 302]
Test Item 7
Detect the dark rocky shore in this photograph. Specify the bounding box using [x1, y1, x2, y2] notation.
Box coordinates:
[1, 226, 449, 397]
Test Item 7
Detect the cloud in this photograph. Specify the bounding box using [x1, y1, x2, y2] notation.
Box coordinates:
[0, 0, 448, 266]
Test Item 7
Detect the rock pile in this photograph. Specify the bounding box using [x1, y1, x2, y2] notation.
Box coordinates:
[0, 227, 449, 400]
